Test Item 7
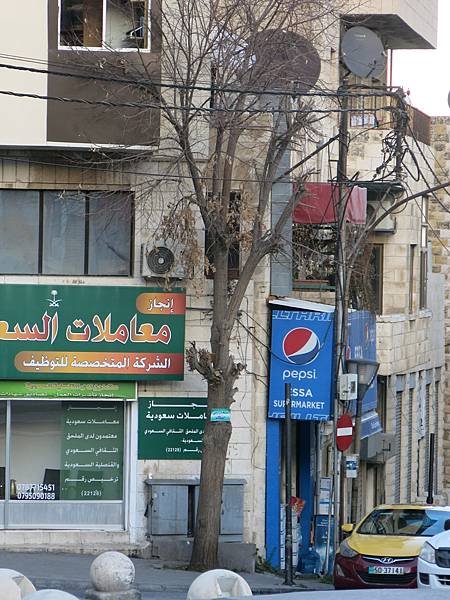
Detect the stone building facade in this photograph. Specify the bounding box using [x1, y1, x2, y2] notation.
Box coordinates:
[430, 118, 450, 492]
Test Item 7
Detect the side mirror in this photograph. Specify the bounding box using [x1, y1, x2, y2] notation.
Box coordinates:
[341, 523, 354, 535]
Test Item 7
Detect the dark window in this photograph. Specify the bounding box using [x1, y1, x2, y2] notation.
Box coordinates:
[292, 224, 335, 288]
[0, 190, 39, 274]
[205, 191, 240, 280]
[377, 376, 387, 430]
[349, 243, 383, 313]
[0, 190, 132, 276]
[419, 250, 427, 309]
[60, 0, 149, 49]
[409, 244, 416, 313]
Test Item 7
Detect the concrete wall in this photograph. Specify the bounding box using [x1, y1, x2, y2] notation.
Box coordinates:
[0, 2, 48, 146]
[346, 0, 438, 49]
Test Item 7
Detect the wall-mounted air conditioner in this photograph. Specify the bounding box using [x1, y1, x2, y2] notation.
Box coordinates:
[366, 200, 396, 234]
[140, 239, 187, 280]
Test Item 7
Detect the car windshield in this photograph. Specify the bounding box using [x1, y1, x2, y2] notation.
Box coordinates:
[357, 508, 450, 537]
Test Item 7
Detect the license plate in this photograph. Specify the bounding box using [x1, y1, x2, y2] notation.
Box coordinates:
[368, 566, 404, 575]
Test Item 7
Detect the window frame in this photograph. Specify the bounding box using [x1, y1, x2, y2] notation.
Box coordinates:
[0, 189, 134, 277]
[58, 0, 151, 52]
[408, 244, 416, 313]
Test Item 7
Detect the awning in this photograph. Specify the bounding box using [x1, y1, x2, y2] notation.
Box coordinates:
[293, 182, 367, 225]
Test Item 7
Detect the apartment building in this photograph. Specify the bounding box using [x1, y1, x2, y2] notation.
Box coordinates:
[286, 0, 444, 549]
[0, 0, 444, 573]
[0, 0, 256, 559]
[430, 117, 450, 493]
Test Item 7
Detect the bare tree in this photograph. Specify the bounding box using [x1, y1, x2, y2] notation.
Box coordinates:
[65, 0, 344, 570]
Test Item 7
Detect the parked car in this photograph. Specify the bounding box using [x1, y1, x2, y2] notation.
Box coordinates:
[334, 504, 450, 589]
[418, 527, 450, 589]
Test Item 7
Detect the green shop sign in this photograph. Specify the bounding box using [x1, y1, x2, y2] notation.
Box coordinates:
[0, 284, 186, 381]
[0, 381, 135, 399]
[60, 401, 124, 500]
[138, 397, 207, 459]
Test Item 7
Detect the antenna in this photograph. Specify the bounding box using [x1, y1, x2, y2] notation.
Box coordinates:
[341, 26, 386, 79]
[252, 30, 321, 92]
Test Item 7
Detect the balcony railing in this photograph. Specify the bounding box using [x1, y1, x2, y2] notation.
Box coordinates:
[348, 93, 431, 146]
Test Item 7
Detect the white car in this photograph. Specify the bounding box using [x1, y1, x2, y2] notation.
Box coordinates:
[418, 529, 450, 588]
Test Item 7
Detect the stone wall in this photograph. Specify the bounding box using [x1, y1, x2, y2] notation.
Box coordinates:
[430, 118, 450, 489]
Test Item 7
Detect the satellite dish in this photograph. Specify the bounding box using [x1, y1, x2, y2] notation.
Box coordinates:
[251, 30, 321, 92]
[448, 90, 450, 109]
[341, 26, 386, 79]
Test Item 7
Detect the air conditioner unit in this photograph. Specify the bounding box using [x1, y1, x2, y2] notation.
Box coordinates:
[140, 239, 187, 280]
[366, 199, 396, 234]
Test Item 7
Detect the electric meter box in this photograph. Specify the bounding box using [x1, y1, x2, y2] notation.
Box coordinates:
[339, 373, 358, 401]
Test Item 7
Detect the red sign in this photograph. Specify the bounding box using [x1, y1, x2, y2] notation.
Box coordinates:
[336, 414, 354, 452]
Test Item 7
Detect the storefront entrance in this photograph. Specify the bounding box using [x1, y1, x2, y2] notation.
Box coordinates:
[0, 384, 134, 530]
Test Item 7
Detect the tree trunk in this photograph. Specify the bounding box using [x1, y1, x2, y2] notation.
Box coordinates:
[189, 417, 232, 570]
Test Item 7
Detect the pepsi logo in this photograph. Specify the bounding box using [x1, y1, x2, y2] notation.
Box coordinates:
[282, 327, 321, 365]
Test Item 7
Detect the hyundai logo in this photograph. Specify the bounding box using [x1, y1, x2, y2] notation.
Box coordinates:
[379, 557, 395, 564]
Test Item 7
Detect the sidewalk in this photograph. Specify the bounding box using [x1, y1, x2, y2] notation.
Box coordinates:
[0, 550, 333, 596]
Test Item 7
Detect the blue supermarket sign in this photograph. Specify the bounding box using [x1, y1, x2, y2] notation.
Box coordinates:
[268, 309, 334, 420]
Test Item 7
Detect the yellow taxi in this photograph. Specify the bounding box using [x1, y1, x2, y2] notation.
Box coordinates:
[333, 504, 450, 589]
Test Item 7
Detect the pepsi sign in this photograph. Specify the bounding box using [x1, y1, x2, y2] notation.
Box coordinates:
[269, 309, 334, 420]
[283, 328, 321, 365]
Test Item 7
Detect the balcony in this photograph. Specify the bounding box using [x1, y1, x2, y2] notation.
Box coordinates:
[343, 0, 438, 50]
[348, 93, 431, 146]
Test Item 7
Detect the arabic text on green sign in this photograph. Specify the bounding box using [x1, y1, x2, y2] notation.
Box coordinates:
[60, 401, 124, 500]
[0, 381, 135, 399]
[138, 397, 207, 459]
[0, 284, 185, 381]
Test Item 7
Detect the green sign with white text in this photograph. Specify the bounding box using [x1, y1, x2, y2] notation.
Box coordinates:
[0, 381, 135, 399]
[0, 284, 186, 381]
[60, 401, 124, 500]
[138, 397, 207, 459]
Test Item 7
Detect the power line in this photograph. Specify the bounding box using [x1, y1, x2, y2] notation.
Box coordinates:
[0, 56, 407, 101]
[0, 85, 400, 117]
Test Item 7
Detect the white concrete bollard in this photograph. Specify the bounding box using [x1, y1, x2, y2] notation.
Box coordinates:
[187, 569, 252, 600]
[16, 590, 79, 599]
[0, 568, 36, 597]
[0, 573, 21, 600]
[85, 551, 141, 600]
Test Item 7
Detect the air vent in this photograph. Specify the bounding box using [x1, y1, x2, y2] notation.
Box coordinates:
[141, 240, 187, 279]
[146, 246, 175, 275]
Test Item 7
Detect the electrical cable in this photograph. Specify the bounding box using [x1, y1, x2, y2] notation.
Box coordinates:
[0, 56, 408, 101]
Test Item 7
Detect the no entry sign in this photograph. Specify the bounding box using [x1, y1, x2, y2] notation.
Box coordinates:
[336, 414, 354, 452]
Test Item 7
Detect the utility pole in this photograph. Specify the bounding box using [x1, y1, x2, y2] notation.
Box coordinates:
[332, 79, 349, 552]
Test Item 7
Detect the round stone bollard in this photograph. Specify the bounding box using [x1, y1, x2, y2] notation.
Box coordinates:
[187, 569, 252, 600]
[85, 551, 141, 600]
[21, 591, 79, 600]
[0, 568, 36, 598]
[0, 573, 21, 600]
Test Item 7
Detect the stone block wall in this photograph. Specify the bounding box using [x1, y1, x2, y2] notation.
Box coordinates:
[430, 118, 450, 489]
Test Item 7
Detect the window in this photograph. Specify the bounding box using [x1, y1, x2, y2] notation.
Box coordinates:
[60, 0, 149, 49]
[205, 191, 240, 280]
[348, 243, 383, 313]
[292, 224, 335, 288]
[0, 190, 132, 276]
[9, 400, 124, 502]
[419, 196, 428, 309]
[408, 244, 416, 313]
